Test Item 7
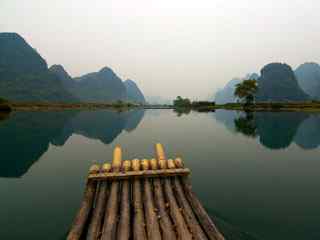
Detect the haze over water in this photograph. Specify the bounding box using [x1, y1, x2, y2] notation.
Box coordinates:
[1, 109, 320, 239]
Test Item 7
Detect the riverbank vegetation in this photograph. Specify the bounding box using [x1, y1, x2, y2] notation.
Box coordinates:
[216, 79, 320, 111]
[173, 96, 215, 111]
[234, 79, 258, 105]
[215, 101, 320, 111]
[7, 101, 139, 111]
[0, 98, 12, 112]
[172, 94, 320, 112]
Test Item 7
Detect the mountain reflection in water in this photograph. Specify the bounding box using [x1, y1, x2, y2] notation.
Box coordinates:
[2, 109, 320, 240]
[214, 110, 320, 150]
[0, 109, 145, 178]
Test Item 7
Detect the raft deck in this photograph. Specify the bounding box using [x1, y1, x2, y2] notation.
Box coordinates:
[67, 143, 225, 240]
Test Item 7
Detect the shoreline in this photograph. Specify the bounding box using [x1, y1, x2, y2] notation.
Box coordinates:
[4, 102, 320, 112]
[7, 102, 141, 111]
[173, 102, 320, 113]
[214, 102, 320, 112]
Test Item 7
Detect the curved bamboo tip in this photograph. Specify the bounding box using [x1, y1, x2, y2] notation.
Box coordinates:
[150, 158, 158, 170]
[158, 159, 167, 169]
[155, 143, 166, 161]
[174, 158, 184, 168]
[141, 159, 150, 170]
[132, 159, 141, 171]
[89, 164, 100, 174]
[112, 146, 122, 171]
[123, 160, 132, 172]
[167, 159, 176, 169]
[102, 163, 112, 173]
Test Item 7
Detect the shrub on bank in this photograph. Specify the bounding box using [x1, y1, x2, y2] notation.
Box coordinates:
[191, 101, 215, 108]
[0, 98, 11, 111]
[0, 97, 8, 104]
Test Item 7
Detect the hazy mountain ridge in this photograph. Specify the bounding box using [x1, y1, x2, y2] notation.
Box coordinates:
[0, 33, 77, 102]
[0, 32, 145, 103]
[50, 65, 146, 103]
[295, 62, 320, 99]
[215, 62, 314, 103]
[72, 67, 127, 102]
[214, 73, 259, 104]
[48, 64, 74, 88]
[124, 79, 146, 103]
[256, 63, 309, 102]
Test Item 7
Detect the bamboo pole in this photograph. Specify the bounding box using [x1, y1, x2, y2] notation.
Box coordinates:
[141, 159, 162, 240]
[86, 164, 112, 240]
[176, 157, 224, 240]
[67, 165, 99, 240]
[101, 146, 122, 240]
[163, 160, 192, 240]
[117, 160, 132, 240]
[180, 177, 225, 240]
[170, 159, 208, 240]
[155, 143, 166, 161]
[88, 168, 190, 180]
[132, 159, 147, 240]
[155, 144, 192, 240]
[150, 158, 177, 239]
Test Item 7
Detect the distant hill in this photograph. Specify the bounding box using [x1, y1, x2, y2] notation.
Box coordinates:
[0, 33, 77, 102]
[124, 79, 146, 103]
[214, 78, 241, 104]
[256, 63, 309, 102]
[48, 64, 74, 88]
[0, 32, 145, 103]
[214, 73, 259, 104]
[295, 62, 320, 99]
[49, 65, 145, 103]
[73, 67, 127, 102]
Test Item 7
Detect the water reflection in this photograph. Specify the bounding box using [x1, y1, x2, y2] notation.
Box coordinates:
[294, 115, 320, 149]
[2, 109, 320, 239]
[0, 109, 145, 178]
[214, 110, 320, 150]
[54, 109, 145, 145]
[173, 107, 191, 117]
[0, 111, 10, 122]
[234, 112, 257, 138]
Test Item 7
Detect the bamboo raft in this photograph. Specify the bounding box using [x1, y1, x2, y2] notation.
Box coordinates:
[67, 143, 225, 240]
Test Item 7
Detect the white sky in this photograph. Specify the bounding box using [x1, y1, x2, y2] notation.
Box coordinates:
[1, 0, 320, 99]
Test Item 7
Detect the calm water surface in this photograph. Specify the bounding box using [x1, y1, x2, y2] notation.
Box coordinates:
[1, 109, 320, 240]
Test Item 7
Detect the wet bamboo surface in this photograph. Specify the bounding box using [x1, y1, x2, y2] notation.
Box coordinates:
[67, 144, 225, 240]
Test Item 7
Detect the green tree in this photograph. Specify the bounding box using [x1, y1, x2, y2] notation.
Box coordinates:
[173, 96, 191, 107]
[234, 79, 258, 105]
[0, 97, 8, 104]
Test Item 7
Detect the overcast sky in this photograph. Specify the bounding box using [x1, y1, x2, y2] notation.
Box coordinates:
[1, 0, 320, 99]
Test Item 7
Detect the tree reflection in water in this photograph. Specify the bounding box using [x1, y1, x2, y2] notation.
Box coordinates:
[215, 110, 320, 150]
[234, 111, 257, 138]
[173, 107, 191, 117]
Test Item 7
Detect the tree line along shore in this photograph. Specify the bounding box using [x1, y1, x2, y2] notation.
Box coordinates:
[0, 100, 143, 112]
[3, 99, 320, 112]
[172, 96, 320, 112]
